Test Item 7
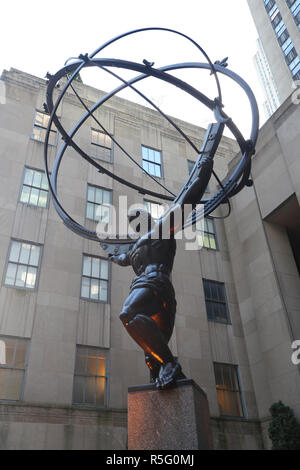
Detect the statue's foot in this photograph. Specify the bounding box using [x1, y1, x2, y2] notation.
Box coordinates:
[155, 362, 185, 390]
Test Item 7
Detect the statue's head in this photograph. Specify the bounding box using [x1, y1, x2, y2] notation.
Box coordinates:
[127, 207, 153, 235]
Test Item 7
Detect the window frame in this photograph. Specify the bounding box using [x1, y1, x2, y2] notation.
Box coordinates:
[91, 128, 113, 163]
[19, 166, 50, 209]
[30, 110, 57, 146]
[72, 345, 109, 408]
[0, 335, 29, 403]
[80, 254, 110, 304]
[203, 279, 231, 324]
[196, 217, 218, 251]
[213, 362, 246, 419]
[3, 239, 43, 292]
[85, 184, 112, 224]
[141, 145, 163, 179]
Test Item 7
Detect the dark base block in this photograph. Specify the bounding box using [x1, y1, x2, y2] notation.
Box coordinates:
[128, 378, 213, 450]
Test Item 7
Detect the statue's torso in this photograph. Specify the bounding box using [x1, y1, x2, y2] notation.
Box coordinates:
[129, 238, 176, 276]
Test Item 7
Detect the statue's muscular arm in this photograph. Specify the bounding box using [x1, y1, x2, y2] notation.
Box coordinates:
[109, 251, 131, 267]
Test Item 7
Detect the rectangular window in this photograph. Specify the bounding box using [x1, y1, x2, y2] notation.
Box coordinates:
[142, 146, 162, 178]
[271, 12, 282, 28]
[196, 217, 217, 250]
[86, 185, 112, 223]
[20, 168, 49, 208]
[214, 363, 244, 417]
[81, 255, 109, 302]
[73, 346, 108, 407]
[91, 129, 112, 162]
[0, 336, 28, 401]
[4, 240, 41, 289]
[203, 279, 230, 324]
[31, 111, 57, 145]
[144, 199, 165, 221]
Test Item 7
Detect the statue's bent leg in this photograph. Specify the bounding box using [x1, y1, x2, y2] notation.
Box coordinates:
[120, 287, 183, 388]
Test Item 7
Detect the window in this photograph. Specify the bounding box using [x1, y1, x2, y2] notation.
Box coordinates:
[31, 111, 57, 145]
[144, 200, 165, 221]
[266, 0, 276, 12]
[278, 29, 289, 46]
[4, 240, 41, 289]
[86, 185, 111, 223]
[271, 12, 282, 28]
[20, 168, 49, 208]
[214, 363, 245, 417]
[91, 129, 112, 162]
[203, 279, 230, 324]
[0, 336, 28, 401]
[81, 255, 109, 302]
[142, 146, 162, 178]
[196, 217, 217, 250]
[73, 346, 108, 407]
[285, 47, 298, 64]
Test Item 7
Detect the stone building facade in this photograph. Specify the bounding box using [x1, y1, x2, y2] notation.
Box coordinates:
[0, 68, 299, 450]
[248, 0, 300, 104]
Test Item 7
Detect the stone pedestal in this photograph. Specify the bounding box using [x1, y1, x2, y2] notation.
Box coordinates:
[128, 378, 213, 450]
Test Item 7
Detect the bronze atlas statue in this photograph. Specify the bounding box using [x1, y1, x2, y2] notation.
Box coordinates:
[43, 28, 259, 389]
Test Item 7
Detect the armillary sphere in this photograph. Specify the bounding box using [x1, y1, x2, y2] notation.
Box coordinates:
[44, 27, 259, 252]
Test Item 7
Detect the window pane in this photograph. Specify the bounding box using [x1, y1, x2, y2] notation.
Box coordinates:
[75, 348, 87, 374]
[85, 376, 95, 404]
[20, 186, 30, 204]
[91, 258, 100, 278]
[5, 263, 17, 286]
[87, 186, 95, 203]
[29, 187, 39, 206]
[4, 338, 16, 367]
[102, 190, 111, 205]
[24, 168, 34, 186]
[96, 377, 105, 405]
[81, 277, 90, 298]
[9, 241, 21, 263]
[15, 265, 27, 287]
[32, 171, 42, 188]
[38, 190, 48, 208]
[142, 146, 148, 159]
[87, 353, 97, 375]
[7, 369, 23, 400]
[209, 236, 216, 250]
[100, 261, 108, 280]
[19, 244, 31, 265]
[41, 173, 49, 190]
[100, 205, 110, 223]
[29, 245, 40, 266]
[97, 356, 106, 376]
[25, 267, 37, 289]
[83, 257, 91, 276]
[0, 369, 10, 400]
[95, 189, 103, 205]
[90, 279, 99, 300]
[86, 202, 94, 220]
[99, 280, 108, 302]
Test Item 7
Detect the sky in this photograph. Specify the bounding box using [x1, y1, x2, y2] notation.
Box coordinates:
[0, 0, 265, 138]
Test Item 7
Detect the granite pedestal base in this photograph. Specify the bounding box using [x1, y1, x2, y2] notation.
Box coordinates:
[128, 378, 213, 450]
